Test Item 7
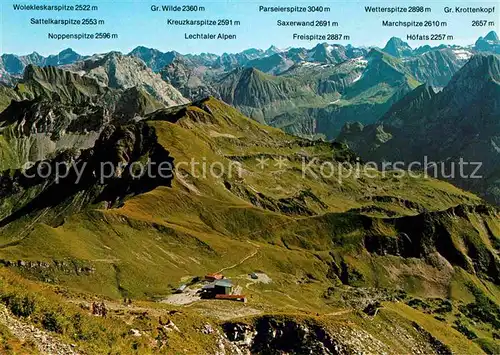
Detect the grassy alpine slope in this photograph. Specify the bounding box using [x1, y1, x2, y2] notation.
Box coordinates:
[0, 89, 498, 352]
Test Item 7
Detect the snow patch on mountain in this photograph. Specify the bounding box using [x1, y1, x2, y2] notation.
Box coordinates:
[453, 49, 473, 61]
[352, 73, 363, 83]
[353, 57, 368, 66]
[301, 62, 322, 67]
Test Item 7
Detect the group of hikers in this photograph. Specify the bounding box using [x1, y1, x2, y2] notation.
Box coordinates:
[90, 298, 133, 317]
[90, 301, 108, 317]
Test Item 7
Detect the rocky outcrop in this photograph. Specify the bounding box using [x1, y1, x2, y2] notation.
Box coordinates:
[0, 62, 177, 170]
[223, 318, 353, 354]
[244, 53, 295, 75]
[161, 58, 220, 101]
[19, 64, 108, 104]
[0, 305, 79, 355]
[64, 52, 188, 107]
[363, 204, 500, 284]
[0, 259, 95, 276]
[221, 314, 448, 355]
[128, 46, 179, 72]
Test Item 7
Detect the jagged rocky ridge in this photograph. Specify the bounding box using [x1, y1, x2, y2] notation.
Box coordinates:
[0, 62, 186, 170]
[0, 48, 83, 76]
[160, 43, 476, 138]
[2, 33, 496, 141]
[161, 57, 220, 100]
[63, 52, 188, 107]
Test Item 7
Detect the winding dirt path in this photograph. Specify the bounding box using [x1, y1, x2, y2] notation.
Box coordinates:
[325, 309, 353, 316]
[216, 241, 260, 273]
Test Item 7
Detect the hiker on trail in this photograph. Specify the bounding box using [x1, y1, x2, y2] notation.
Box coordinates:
[101, 302, 107, 318]
[91, 302, 99, 315]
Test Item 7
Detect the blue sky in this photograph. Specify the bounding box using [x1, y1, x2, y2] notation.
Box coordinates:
[1, 0, 498, 56]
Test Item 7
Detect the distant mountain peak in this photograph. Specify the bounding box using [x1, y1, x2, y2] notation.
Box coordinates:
[25, 51, 44, 62]
[128, 47, 178, 72]
[386, 37, 406, 45]
[474, 31, 500, 54]
[484, 31, 499, 42]
[312, 42, 338, 52]
[308, 43, 347, 63]
[240, 48, 264, 58]
[264, 45, 282, 56]
[130, 45, 152, 52]
[129, 46, 167, 56]
[44, 48, 82, 66]
[59, 48, 76, 54]
[382, 37, 413, 58]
